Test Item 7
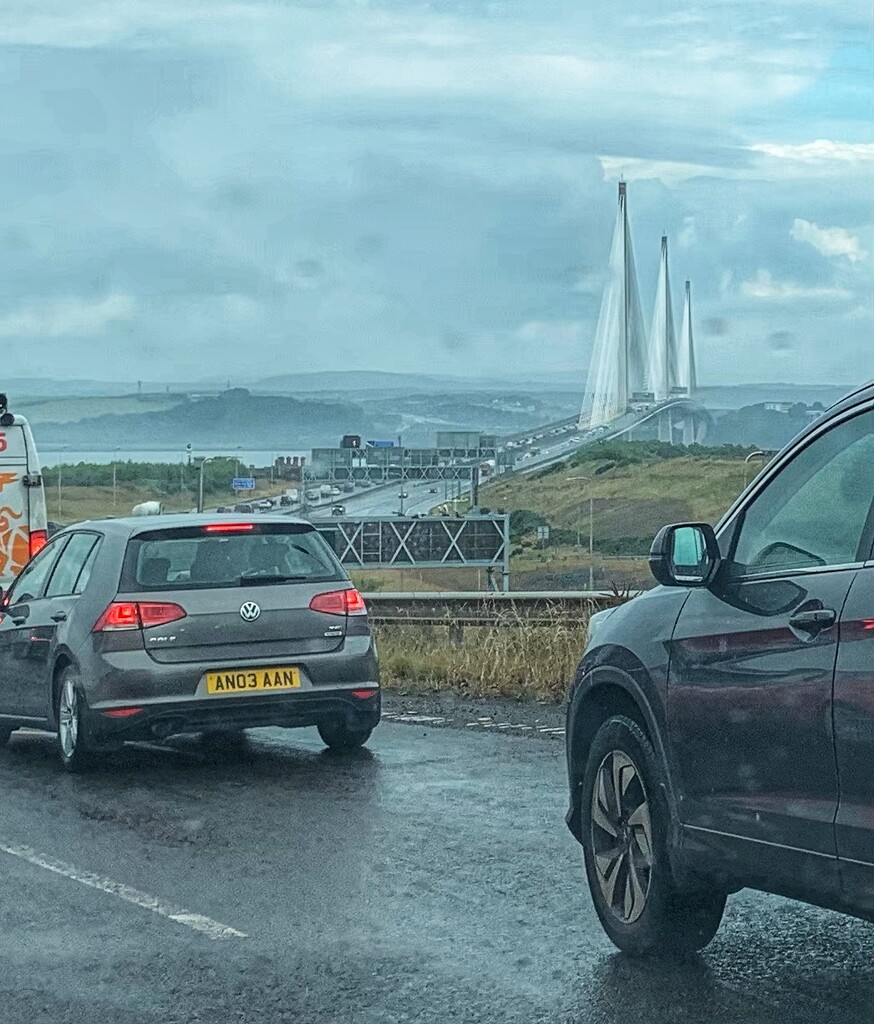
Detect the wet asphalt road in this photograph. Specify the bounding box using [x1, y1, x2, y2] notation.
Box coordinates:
[0, 720, 870, 1024]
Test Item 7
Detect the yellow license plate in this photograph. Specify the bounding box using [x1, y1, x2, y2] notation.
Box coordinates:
[205, 666, 301, 694]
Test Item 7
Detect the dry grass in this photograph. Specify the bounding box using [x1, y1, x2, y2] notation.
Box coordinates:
[49, 482, 296, 527]
[374, 607, 591, 701]
[485, 454, 748, 534]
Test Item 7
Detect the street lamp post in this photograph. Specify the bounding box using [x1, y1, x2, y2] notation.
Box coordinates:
[195, 456, 215, 514]
[398, 441, 407, 515]
[567, 475, 594, 592]
[112, 447, 120, 511]
[743, 450, 769, 489]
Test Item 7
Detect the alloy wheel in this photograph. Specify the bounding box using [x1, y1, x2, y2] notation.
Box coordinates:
[590, 749, 654, 924]
[58, 680, 79, 759]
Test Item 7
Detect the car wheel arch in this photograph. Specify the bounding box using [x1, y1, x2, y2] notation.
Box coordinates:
[567, 662, 680, 846]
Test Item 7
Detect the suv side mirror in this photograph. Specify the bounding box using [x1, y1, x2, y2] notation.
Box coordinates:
[649, 523, 721, 587]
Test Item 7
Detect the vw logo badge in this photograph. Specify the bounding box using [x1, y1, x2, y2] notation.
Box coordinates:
[240, 601, 261, 622]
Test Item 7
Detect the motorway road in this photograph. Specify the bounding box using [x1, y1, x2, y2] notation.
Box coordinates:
[308, 478, 457, 519]
[0, 720, 870, 1024]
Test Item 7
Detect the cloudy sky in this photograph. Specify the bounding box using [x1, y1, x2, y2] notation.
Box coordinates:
[1, 0, 872, 387]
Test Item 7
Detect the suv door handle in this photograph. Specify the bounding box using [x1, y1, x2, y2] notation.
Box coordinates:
[789, 608, 836, 632]
[50, 612, 68, 623]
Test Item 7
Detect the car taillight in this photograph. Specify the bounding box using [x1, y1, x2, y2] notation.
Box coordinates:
[203, 523, 254, 533]
[139, 602, 187, 627]
[309, 588, 367, 616]
[28, 529, 48, 559]
[93, 601, 186, 632]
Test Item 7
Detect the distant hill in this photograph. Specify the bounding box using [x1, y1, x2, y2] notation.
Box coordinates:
[250, 370, 590, 396]
[32, 390, 376, 450]
[707, 402, 821, 449]
[699, 383, 852, 411]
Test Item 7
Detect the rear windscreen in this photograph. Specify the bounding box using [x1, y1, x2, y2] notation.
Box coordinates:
[121, 524, 346, 591]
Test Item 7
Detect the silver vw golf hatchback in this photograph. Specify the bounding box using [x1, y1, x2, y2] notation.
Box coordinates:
[0, 515, 380, 770]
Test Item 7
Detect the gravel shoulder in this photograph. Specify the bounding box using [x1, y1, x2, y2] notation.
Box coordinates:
[381, 687, 567, 738]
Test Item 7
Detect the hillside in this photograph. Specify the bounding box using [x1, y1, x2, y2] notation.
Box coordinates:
[482, 441, 762, 552]
[32, 389, 375, 449]
[18, 393, 186, 425]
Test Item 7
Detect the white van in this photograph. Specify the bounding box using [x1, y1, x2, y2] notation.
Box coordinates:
[131, 500, 165, 516]
[0, 403, 49, 592]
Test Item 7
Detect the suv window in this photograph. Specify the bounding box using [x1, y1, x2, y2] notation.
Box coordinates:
[45, 533, 100, 598]
[5, 536, 68, 604]
[730, 408, 874, 576]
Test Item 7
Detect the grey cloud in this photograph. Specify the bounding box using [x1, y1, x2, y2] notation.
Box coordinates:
[703, 318, 729, 336]
[42, 88, 107, 136]
[440, 329, 467, 351]
[0, 0, 868, 385]
[767, 330, 796, 352]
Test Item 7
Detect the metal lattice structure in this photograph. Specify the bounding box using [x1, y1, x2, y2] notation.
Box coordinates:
[315, 515, 510, 588]
[308, 446, 511, 484]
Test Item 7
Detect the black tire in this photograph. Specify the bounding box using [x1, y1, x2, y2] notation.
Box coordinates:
[55, 667, 94, 773]
[317, 720, 373, 751]
[580, 714, 725, 957]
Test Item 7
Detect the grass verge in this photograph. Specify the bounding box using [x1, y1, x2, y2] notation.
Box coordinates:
[374, 609, 590, 702]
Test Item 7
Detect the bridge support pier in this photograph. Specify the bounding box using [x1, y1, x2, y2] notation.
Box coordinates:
[657, 408, 673, 443]
[682, 416, 696, 446]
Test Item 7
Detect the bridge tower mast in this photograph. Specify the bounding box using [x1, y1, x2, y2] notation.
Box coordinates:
[677, 279, 697, 397]
[580, 181, 647, 429]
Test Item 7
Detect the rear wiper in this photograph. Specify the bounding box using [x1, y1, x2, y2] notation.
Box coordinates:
[239, 573, 312, 585]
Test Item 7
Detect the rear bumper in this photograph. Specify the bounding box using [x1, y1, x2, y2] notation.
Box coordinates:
[88, 688, 381, 743]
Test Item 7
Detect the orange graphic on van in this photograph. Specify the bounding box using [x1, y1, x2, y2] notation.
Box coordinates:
[0, 472, 18, 492]
[0, 505, 28, 579]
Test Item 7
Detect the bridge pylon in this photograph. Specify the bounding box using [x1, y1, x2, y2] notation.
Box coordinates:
[580, 181, 647, 429]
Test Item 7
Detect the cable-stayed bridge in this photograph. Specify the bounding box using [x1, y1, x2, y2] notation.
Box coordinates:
[498, 184, 709, 474]
[580, 181, 703, 436]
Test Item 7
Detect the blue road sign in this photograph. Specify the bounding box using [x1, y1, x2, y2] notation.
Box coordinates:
[367, 439, 395, 448]
[232, 477, 256, 490]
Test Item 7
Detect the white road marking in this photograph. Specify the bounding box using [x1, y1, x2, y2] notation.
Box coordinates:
[0, 843, 247, 940]
[396, 714, 447, 724]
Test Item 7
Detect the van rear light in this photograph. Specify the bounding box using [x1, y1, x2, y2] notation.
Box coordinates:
[350, 689, 378, 699]
[93, 601, 186, 632]
[28, 529, 48, 559]
[204, 523, 254, 533]
[309, 588, 367, 616]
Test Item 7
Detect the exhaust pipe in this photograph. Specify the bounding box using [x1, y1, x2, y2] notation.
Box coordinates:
[151, 718, 184, 740]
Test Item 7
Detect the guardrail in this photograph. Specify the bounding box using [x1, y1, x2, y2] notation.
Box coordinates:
[362, 590, 630, 631]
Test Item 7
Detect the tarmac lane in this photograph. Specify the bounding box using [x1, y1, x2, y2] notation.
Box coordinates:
[0, 721, 869, 1024]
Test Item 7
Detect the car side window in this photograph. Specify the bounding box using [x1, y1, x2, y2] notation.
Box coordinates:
[73, 538, 102, 595]
[730, 408, 874, 576]
[5, 537, 69, 604]
[45, 534, 100, 598]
